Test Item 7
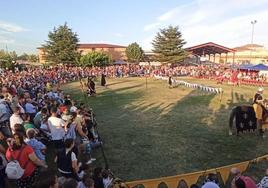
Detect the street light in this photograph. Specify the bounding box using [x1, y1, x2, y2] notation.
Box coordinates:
[251, 20, 257, 44]
[250, 20, 257, 63]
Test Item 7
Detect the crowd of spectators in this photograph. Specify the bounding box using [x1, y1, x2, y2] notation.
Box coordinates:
[0, 64, 268, 188]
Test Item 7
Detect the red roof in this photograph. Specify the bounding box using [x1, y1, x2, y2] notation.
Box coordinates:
[186, 42, 235, 56]
[78, 43, 127, 48]
[38, 43, 127, 49]
[234, 44, 264, 51]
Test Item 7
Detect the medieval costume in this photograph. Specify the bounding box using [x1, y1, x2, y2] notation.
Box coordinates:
[87, 77, 96, 96]
[101, 73, 106, 87]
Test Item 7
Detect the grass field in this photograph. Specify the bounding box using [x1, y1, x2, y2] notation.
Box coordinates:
[62, 77, 268, 182]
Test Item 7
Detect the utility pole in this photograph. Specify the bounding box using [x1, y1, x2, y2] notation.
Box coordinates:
[250, 20, 257, 63]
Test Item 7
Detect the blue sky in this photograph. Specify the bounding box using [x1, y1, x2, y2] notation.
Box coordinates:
[0, 0, 268, 54]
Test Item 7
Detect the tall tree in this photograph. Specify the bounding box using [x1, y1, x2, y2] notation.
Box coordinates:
[80, 51, 111, 67]
[42, 23, 79, 64]
[152, 25, 187, 64]
[126, 42, 144, 63]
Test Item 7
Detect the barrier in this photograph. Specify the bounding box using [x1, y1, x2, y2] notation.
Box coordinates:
[126, 154, 268, 188]
[154, 75, 223, 94]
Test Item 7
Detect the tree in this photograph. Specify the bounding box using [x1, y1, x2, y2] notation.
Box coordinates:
[42, 23, 79, 64]
[126, 42, 144, 63]
[0, 50, 17, 69]
[152, 25, 187, 64]
[17, 53, 29, 61]
[80, 51, 111, 67]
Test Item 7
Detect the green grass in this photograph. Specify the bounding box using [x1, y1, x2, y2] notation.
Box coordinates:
[62, 77, 268, 182]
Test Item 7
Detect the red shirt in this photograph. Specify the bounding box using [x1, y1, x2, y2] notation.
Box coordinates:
[6, 145, 36, 178]
[240, 176, 257, 188]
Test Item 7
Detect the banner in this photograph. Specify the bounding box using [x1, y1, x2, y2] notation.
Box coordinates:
[154, 75, 223, 94]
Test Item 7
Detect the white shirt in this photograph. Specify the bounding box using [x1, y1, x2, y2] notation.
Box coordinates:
[47, 116, 65, 140]
[9, 114, 23, 132]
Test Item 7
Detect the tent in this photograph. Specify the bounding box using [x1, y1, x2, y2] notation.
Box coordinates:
[238, 63, 254, 70]
[250, 63, 268, 71]
[113, 60, 127, 65]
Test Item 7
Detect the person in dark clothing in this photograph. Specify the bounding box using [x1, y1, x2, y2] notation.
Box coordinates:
[88, 78, 96, 96]
[93, 167, 104, 188]
[55, 138, 80, 181]
[168, 76, 173, 88]
[101, 73, 106, 87]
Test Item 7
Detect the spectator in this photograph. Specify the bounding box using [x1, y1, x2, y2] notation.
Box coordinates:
[0, 130, 7, 188]
[257, 169, 268, 188]
[0, 95, 12, 137]
[25, 129, 46, 162]
[230, 168, 257, 188]
[23, 113, 35, 131]
[5, 133, 47, 188]
[55, 138, 81, 181]
[32, 169, 59, 188]
[9, 107, 23, 134]
[48, 106, 65, 149]
[93, 167, 104, 188]
[77, 173, 94, 188]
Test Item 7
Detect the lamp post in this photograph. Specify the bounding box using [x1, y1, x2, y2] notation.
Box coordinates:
[250, 20, 257, 63]
[251, 20, 257, 44]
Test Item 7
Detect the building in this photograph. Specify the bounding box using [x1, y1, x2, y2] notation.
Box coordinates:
[186, 42, 268, 65]
[37, 43, 127, 63]
[232, 44, 268, 64]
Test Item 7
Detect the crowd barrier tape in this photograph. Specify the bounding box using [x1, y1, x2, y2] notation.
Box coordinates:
[154, 75, 223, 94]
[126, 154, 268, 188]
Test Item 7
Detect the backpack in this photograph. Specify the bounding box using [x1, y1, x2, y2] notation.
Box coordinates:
[5, 146, 28, 180]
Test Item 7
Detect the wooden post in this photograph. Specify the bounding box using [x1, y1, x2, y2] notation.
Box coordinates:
[213, 54, 216, 63]
[225, 53, 228, 64]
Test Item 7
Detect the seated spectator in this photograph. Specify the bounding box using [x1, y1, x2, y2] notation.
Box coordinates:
[102, 169, 113, 188]
[32, 169, 59, 188]
[230, 168, 257, 188]
[5, 133, 47, 188]
[25, 129, 46, 162]
[93, 167, 104, 188]
[202, 173, 219, 188]
[77, 173, 94, 188]
[61, 178, 77, 188]
[257, 169, 268, 188]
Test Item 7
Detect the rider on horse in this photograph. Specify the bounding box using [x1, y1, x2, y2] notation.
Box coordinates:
[253, 87, 268, 136]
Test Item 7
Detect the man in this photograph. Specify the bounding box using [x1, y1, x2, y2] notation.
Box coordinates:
[253, 87, 267, 136]
[9, 106, 23, 134]
[0, 95, 12, 136]
[48, 106, 66, 149]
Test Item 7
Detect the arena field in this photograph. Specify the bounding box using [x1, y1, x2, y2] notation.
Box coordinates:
[62, 77, 268, 181]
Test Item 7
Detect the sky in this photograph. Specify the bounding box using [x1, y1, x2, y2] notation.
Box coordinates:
[0, 0, 268, 55]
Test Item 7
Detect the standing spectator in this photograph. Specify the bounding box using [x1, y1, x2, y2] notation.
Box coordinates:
[9, 107, 23, 134]
[0, 95, 12, 137]
[55, 138, 80, 181]
[48, 106, 65, 149]
[0, 130, 7, 188]
[5, 133, 47, 188]
[25, 129, 46, 162]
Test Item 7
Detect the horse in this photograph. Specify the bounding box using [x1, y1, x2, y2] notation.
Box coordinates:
[228, 105, 258, 135]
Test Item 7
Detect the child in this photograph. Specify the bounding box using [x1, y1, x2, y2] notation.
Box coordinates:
[26, 128, 46, 162]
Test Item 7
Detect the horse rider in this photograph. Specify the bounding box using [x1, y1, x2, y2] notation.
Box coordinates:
[253, 87, 268, 136]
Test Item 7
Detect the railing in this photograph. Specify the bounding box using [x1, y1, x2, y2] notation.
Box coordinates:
[126, 154, 268, 188]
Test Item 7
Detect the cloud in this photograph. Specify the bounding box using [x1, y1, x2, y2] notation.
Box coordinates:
[0, 21, 28, 33]
[144, 22, 161, 31]
[114, 33, 124, 37]
[0, 35, 15, 44]
[141, 0, 268, 50]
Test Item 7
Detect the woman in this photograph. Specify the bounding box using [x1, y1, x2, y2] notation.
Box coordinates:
[5, 133, 47, 188]
[55, 138, 80, 181]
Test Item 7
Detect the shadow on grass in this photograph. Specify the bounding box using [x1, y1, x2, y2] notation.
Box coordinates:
[62, 79, 268, 184]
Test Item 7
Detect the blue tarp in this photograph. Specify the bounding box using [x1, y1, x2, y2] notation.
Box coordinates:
[239, 63, 268, 71]
[113, 60, 127, 65]
[250, 63, 268, 71]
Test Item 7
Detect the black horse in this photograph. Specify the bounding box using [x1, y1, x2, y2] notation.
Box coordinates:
[228, 105, 258, 135]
